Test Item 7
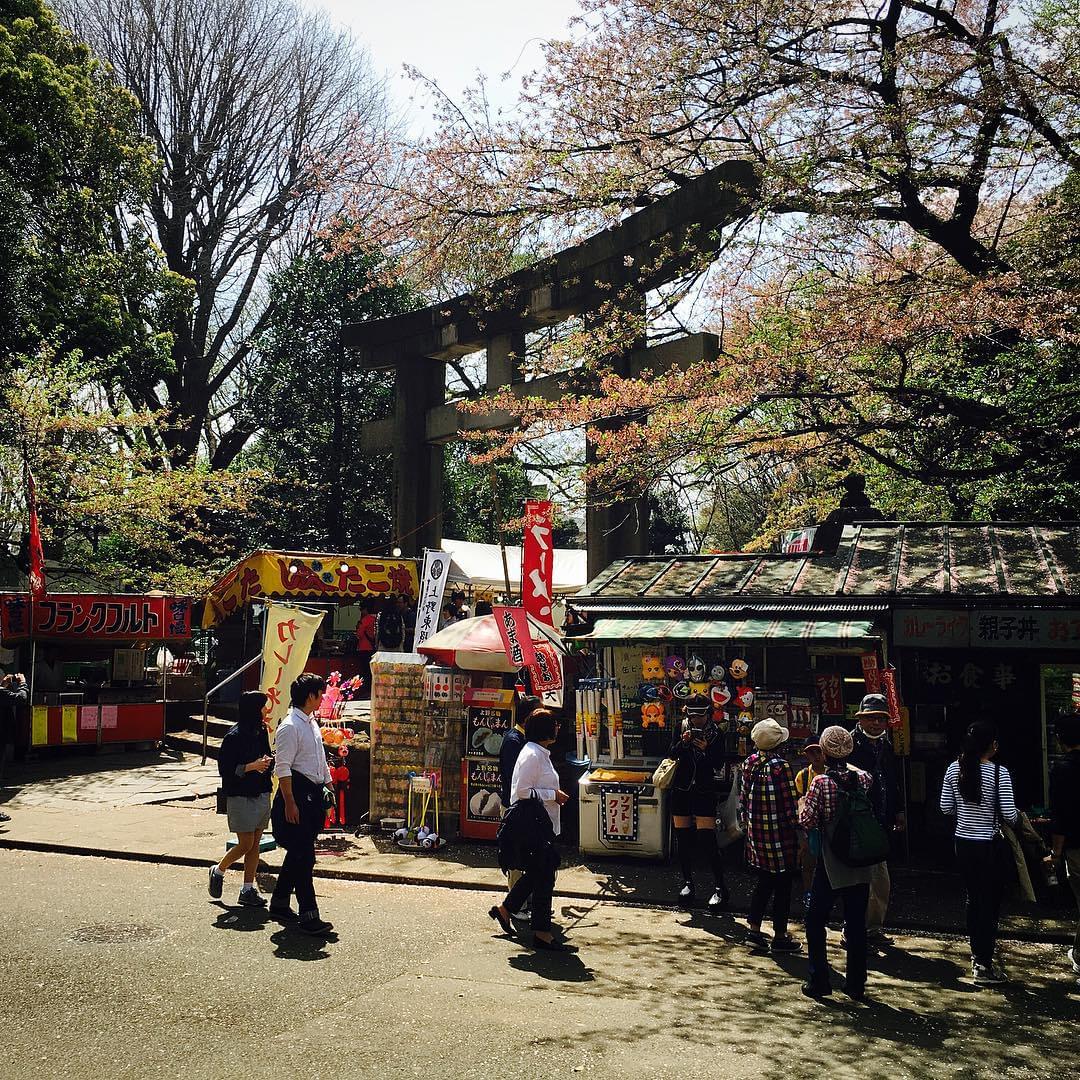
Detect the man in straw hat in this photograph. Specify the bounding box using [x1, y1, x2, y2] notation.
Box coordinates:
[849, 693, 904, 942]
[798, 725, 875, 1000]
[740, 718, 801, 953]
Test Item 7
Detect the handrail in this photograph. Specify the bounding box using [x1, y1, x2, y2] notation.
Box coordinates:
[202, 654, 261, 765]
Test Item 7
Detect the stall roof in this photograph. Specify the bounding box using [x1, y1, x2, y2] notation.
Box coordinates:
[576, 523, 1080, 604]
[441, 538, 587, 593]
[580, 616, 881, 643]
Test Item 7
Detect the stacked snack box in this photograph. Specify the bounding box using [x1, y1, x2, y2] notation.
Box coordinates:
[369, 653, 467, 830]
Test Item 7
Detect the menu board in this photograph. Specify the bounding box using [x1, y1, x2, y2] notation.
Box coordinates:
[462, 756, 504, 825]
[466, 705, 513, 758]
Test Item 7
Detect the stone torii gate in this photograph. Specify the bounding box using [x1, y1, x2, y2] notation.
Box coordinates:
[343, 161, 759, 580]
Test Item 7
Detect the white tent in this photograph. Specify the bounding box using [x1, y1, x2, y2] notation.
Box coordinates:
[440, 538, 587, 595]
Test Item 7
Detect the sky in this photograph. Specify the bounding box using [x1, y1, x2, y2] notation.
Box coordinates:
[309, 0, 583, 133]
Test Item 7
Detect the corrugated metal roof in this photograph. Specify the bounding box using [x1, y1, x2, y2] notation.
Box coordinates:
[580, 616, 881, 642]
[577, 524, 1080, 602]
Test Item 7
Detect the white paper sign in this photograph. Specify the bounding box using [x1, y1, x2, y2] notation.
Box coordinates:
[414, 549, 452, 648]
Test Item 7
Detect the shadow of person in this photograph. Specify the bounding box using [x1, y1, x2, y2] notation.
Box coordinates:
[508, 950, 595, 983]
[210, 903, 270, 933]
[270, 926, 337, 961]
[868, 940, 973, 992]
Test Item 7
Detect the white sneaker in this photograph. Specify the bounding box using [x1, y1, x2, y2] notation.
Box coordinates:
[1068, 947, 1080, 975]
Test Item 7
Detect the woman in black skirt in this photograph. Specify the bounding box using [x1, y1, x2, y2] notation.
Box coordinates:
[669, 694, 729, 908]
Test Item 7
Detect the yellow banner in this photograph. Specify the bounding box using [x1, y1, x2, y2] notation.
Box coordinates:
[259, 602, 325, 737]
[61, 705, 77, 743]
[31, 705, 48, 746]
[203, 551, 419, 628]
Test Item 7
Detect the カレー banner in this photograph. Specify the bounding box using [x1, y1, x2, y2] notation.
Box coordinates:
[259, 602, 324, 736]
[522, 500, 554, 625]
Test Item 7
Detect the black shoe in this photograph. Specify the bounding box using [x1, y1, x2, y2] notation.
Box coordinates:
[746, 929, 770, 952]
[771, 935, 803, 954]
[532, 935, 574, 952]
[841, 980, 867, 1001]
[510, 907, 532, 925]
[208, 867, 224, 899]
[237, 890, 267, 908]
[801, 981, 832, 999]
[298, 916, 334, 936]
[0, 812, 11, 822]
[488, 906, 514, 936]
[268, 905, 298, 922]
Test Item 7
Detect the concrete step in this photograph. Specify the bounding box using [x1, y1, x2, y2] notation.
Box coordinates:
[166, 714, 233, 740]
[165, 729, 224, 759]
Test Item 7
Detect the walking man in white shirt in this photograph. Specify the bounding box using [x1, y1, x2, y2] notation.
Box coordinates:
[270, 673, 334, 935]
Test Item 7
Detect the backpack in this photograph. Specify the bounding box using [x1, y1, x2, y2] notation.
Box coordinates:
[828, 770, 889, 867]
[376, 608, 404, 649]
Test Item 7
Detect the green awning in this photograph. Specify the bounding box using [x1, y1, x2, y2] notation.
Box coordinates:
[582, 616, 880, 642]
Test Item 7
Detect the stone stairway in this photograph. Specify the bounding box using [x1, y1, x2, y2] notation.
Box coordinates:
[165, 713, 233, 759]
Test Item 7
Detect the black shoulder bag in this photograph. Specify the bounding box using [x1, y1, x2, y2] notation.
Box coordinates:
[990, 765, 1016, 884]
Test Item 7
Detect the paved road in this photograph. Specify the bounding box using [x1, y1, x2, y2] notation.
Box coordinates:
[0, 851, 1075, 1080]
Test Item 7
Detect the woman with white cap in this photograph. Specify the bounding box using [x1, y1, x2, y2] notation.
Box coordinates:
[798, 725, 875, 1000]
[740, 717, 801, 953]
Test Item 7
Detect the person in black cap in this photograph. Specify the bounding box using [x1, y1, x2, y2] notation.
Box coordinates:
[669, 694, 729, 908]
[849, 692, 904, 942]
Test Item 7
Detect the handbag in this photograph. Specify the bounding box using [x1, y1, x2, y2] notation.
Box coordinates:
[652, 756, 678, 790]
[716, 775, 744, 848]
[991, 765, 1017, 884]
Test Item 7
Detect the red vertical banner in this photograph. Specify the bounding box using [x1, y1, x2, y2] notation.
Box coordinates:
[522, 499, 554, 625]
[26, 469, 46, 601]
[860, 652, 881, 693]
[492, 605, 538, 670]
[815, 673, 843, 716]
[880, 667, 902, 726]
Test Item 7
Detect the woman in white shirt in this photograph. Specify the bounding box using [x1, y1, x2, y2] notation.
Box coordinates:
[488, 709, 570, 951]
[940, 721, 1019, 986]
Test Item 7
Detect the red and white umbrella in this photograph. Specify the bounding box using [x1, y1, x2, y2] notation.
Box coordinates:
[418, 613, 565, 672]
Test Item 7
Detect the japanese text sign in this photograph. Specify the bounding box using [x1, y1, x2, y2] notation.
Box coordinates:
[493, 605, 537, 670]
[259, 603, 324, 735]
[601, 787, 639, 842]
[414, 549, 451, 649]
[1, 594, 192, 641]
[202, 551, 418, 628]
[893, 608, 1080, 649]
[815, 673, 843, 716]
[861, 652, 881, 693]
[530, 641, 563, 696]
[522, 499, 554, 625]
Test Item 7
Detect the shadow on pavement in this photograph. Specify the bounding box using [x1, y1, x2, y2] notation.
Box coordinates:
[210, 903, 270, 933]
[507, 950, 595, 983]
[270, 926, 337, 961]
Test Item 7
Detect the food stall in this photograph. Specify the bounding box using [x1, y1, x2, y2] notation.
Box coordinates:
[201, 550, 424, 692]
[0, 592, 196, 749]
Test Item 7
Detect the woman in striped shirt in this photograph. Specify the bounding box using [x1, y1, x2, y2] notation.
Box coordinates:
[940, 721, 1019, 986]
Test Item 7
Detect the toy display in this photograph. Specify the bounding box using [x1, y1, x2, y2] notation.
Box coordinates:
[710, 664, 726, 682]
[641, 654, 665, 680]
[663, 655, 687, 680]
[729, 658, 749, 681]
[641, 701, 666, 728]
[734, 686, 755, 710]
[395, 771, 444, 852]
[687, 656, 707, 682]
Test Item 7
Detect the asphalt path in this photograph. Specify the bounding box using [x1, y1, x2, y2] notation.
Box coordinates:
[0, 851, 1075, 1080]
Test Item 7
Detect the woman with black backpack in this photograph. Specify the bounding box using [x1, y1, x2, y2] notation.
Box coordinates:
[798, 725, 877, 1001]
[940, 721, 1019, 986]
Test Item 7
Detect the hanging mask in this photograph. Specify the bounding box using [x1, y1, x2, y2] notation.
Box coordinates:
[671, 680, 691, 700]
[637, 683, 659, 702]
[641, 654, 664, 680]
[729, 658, 749, 681]
[690, 681, 709, 697]
[710, 664, 726, 682]
[641, 702, 667, 728]
[687, 656, 707, 681]
[710, 684, 732, 708]
[737, 710, 754, 725]
[734, 686, 755, 710]
[664, 655, 687, 679]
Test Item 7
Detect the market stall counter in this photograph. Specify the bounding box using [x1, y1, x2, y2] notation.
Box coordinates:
[0, 592, 196, 750]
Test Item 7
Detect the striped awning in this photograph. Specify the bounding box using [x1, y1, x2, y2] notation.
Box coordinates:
[580, 616, 880, 642]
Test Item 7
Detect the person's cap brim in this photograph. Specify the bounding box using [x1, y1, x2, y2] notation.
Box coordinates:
[856, 710, 891, 718]
[803, 743, 822, 752]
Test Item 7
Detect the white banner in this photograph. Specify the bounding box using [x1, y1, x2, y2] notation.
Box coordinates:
[414, 549, 452, 649]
